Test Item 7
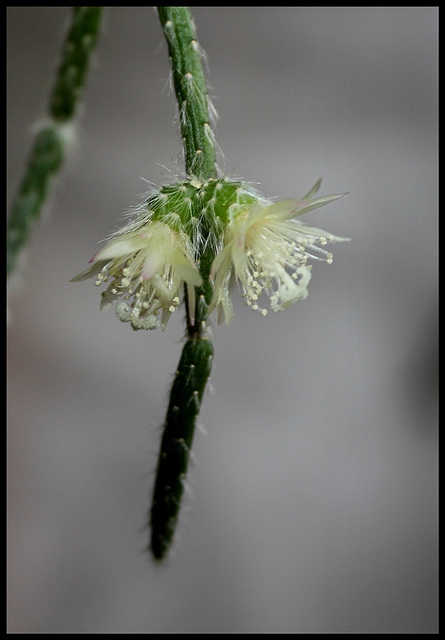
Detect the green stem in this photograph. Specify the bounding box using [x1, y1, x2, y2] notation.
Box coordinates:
[150, 337, 214, 560]
[49, 7, 104, 123]
[157, 7, 217, 181]
[7, 7, 103, 277]
[149, 7, 218, 560]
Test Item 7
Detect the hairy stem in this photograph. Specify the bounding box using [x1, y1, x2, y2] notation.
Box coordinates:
[149, 7, 218, 560]
[157, 6, 217, 181]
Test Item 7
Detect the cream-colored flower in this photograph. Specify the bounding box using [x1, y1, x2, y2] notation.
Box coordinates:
[71, 220, 202, 330]
[209, 181, 349, 324]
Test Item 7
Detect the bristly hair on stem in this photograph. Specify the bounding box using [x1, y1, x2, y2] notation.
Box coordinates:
[149, 337, 213, 560]
[156, 7, 218, 182]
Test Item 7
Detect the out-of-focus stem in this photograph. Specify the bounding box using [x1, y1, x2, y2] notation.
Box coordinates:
[7, 7, 103, 277]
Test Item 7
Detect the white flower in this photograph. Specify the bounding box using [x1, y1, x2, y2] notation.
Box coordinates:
[71, 220, 202, 330]
[209, 180, 349, 324]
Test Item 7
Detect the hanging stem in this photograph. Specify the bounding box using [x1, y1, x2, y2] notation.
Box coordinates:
[149, 7, 218, 560]
[7, 7, 103, 277]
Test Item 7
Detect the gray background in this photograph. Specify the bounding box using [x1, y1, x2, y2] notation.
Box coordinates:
[7, 7, 438, 633]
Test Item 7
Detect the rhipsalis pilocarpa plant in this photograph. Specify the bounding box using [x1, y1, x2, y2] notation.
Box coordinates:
[71, 7, 350, 561]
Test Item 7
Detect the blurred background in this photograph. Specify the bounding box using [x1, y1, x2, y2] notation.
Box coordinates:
[7, 7, 438, 633]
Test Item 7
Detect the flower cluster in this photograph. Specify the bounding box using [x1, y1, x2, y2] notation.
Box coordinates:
[72, 178, 348, 329]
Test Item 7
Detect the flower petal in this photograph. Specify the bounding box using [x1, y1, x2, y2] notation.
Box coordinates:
[301, 178, 322, 201]
[258, 199, 305, 221]
[141, 252, 164, 280]
[93, 236, 148, 261]
[170, 250, 203, 286]
[70, 260, 109, 282]
[292, 192, 348, 217]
